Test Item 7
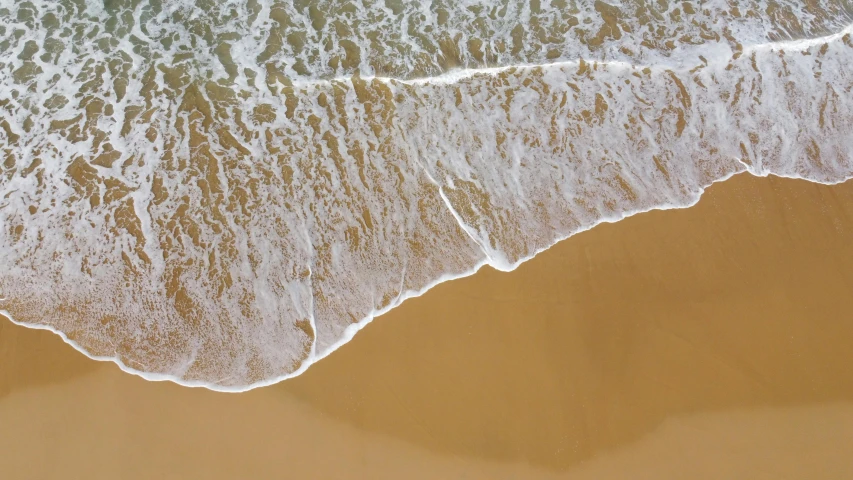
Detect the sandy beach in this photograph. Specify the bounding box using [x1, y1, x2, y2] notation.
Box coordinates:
[3, 172, 853, 479]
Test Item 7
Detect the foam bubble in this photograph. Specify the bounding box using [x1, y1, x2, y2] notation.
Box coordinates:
[1, 1, 852, 389]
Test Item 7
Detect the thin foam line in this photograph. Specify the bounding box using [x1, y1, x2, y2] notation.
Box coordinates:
[284, 22, 853, 89]
[6, 165, 852, 393]
[3, 20, 853, 392]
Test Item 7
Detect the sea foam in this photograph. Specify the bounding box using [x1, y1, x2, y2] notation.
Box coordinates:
[1, 0, 852, 390]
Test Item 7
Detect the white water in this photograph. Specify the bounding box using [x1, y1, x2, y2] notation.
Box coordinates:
[1, 1, 852, 390]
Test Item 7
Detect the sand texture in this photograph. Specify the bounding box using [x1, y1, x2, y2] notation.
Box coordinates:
[2, 173, 853, 479]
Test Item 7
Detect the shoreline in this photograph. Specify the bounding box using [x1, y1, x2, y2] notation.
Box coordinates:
[4, 169, 853, 392]
[3, 172, 853, 477]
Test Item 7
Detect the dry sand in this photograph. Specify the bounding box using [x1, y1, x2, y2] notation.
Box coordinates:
[2, 173, 853, 479]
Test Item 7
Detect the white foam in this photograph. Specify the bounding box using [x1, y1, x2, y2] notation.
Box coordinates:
[1, 1, 853, 390]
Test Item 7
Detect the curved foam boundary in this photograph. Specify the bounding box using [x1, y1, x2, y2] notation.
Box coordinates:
[3, 21, 853, 392]
[295, 22, 853, 87]
[5, 166, 851, 393]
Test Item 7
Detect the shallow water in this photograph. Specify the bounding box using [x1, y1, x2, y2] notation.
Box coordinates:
[1, 0, 852, 389]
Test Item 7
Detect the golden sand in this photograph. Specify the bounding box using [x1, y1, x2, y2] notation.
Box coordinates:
[3, 173, 853, 479]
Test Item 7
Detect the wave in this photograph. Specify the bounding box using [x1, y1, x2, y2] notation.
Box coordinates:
[5, 164, 852, 393]
[2, 1, 853, 390]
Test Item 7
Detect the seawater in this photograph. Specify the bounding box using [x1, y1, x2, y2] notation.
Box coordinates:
[1, 0, 852, 390]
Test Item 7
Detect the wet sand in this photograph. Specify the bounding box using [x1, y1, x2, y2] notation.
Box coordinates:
[3, 173, 853, 479]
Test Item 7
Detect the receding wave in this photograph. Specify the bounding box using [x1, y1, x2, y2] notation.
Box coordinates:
[1, 0, 852, 390]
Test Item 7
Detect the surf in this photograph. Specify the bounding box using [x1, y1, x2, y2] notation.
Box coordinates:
[1, 0, 852, 390]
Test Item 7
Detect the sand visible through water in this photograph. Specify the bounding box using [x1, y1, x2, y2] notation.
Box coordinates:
[2, 1, 853, 387]
[3, 1, 853, 475]
[3, 173, 853, 478]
